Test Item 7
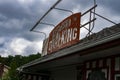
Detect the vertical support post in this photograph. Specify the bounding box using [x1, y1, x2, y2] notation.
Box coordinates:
[91, 0, 96, 31]
[88, 10, 92, 36]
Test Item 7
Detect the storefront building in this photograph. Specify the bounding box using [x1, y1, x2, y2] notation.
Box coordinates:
[17, 23, 120, 80]
[16, 0, 120, 79]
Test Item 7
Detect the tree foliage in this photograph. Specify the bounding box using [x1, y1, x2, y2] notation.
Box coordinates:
[0, 53, 41, 80]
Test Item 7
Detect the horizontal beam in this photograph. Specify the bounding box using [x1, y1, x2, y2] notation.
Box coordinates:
[40, 22, 55, 27]
[81, 18, 96, 28]
[32, 30, 47, 39]
[54, 7, 73, 14]
[81, 4, 97, 16]
[91, 11, 117, 25]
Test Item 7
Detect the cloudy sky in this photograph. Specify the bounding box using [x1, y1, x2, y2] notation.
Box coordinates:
[0, 0, 120, 57]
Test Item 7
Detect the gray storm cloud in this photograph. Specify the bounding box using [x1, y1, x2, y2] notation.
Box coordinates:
[0, 0, 120, 57]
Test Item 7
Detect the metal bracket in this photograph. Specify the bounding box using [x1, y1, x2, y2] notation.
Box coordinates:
[91, 11, 117, 25]
[32, 30, 47, 39]
[30, 0, 62, 31]
[54, 7, 73, 14]
[81, 4, 97, 37]
[40, 22, 55, 27]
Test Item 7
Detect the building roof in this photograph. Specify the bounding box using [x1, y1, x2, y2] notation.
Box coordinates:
[18, 23, 120, 70]
[0, 63, 10, 70]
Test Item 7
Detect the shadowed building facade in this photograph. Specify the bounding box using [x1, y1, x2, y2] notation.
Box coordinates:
[17, 23, 120, 80]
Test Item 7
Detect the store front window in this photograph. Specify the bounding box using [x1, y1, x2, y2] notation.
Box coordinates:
[87, 69, 107, 80]
[115, 74, 120, 80]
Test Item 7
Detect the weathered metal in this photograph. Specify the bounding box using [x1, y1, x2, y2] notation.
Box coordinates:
[47, 13, 81, 54]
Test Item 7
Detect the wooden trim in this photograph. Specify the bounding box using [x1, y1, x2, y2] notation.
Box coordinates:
[114, 74, 120, 80]
[96, 60, 99, 68]
[115, 57, 120, 72]
[103, 59, 107, 67]
[115, 71, 120, 74]
[83, 64, 86, 80]
[79, 38, 120, 56]
[111, 57, 115, 80]
[23, 38, 120, 70]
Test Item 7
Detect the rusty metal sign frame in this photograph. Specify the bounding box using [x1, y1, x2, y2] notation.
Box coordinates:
[30, 0, 117, 55]
[30, 0, 117, 38]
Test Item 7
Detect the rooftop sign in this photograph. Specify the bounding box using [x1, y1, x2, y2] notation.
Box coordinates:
[47, 13, 81, 54]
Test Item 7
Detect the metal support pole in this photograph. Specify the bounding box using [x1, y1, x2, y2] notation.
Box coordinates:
[81, 18, 96, 28]
[91, 11, 117, 25]
[40, 22, 55, 27]
[94, 0, 96, 5]
[30, 0, 62, 31]
[32, 30, 47, 39]
[83, 27, 94, 34]
[88, 0, 97, 35]
[88, 11, 92, 36]
[91, 0, 96, 31]
[81, 5, 97, 16]
[80, 18, 96, 34]
[54, 8, 73, 14]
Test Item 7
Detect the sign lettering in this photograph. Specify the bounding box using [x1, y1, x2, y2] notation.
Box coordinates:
[48, 13, 81, 54]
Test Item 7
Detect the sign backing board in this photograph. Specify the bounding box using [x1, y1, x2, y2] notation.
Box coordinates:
[48, 13, 81, 54]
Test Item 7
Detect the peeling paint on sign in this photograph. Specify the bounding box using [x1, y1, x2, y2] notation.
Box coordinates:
[48, 13, 81, 54]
